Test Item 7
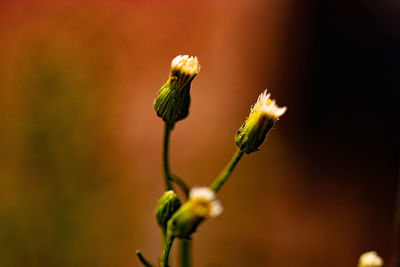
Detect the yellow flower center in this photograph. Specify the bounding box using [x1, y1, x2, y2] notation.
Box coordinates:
[190, 198, 211, 217]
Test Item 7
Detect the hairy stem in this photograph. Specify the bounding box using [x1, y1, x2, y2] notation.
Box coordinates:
[210, 148, 244, 193]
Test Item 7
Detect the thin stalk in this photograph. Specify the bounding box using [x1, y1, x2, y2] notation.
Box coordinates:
[160, 235, 175, 267]
[161, 227, 167, 249]
[179, 239, 191, 267]
[162, 121, 190, 198]
[162, 122, 174, 190]
[136, 250, 155, 267]
[210, 148, 244, 193]
[162, 121, 191, 266]
[171, 174, 189, 199]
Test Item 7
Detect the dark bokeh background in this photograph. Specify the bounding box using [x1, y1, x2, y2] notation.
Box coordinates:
[0, 1, 399, 267]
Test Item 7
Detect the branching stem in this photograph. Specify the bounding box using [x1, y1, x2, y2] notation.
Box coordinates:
[162, 121, 191, 266]
[160, 235, 175, 267]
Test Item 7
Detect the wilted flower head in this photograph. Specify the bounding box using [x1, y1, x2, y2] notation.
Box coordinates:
[154, 55, 200, 123]
[167, 186, 222, 239]
[358, 251, 384, 267]
[235, 89, 287, 154]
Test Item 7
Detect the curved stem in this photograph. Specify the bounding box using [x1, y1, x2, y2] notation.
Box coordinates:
[136, 250, 155, 267]
[171, 174, 189, 199]
[160, 235, 175, 267]
[210, 148, 244, 193]
[162, 122, 174, 190]
[179, 239, 191, 267]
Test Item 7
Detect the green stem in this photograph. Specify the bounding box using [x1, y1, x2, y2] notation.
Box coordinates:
[179, 239, 191, 267]
[162, 122, 174, 190]
[160, 235, 175, 267]
[136, 250, 155, 267]
[161, 227, 166, 249]
[162, 122, 190, 197]
[161, 121, 192, 265]
[171, 174, 189, 199]
[210, 148, 244, 193]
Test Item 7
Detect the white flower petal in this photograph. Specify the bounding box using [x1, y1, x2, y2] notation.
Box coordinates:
[252, 89, 287, 119]
[189, 186, 223, 219]
[209, 200, 223, 218]
[189, 186, 215, 201]
[171, 55, 200, 76]
[359, 251, 383, 267]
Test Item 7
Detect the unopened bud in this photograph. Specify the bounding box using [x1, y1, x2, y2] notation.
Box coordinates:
[155, 190, 181, 230]
[235, 89, 286, 154]
[154, 55, 200, 123]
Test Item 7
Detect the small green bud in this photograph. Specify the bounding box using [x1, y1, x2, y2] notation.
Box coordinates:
[235, 89, 286, 154]
[155, 190, 181, 230]
[358, 251, 384, 267]
[167, 187, 222, 239]
[154, 55, 200, 123]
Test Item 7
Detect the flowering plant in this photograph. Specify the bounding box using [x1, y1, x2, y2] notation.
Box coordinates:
[136, 54, 287, 267]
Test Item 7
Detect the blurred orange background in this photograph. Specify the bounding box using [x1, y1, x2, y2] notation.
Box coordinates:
[0, 1, 399, 266]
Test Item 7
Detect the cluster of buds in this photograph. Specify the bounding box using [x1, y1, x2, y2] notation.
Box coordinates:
[155, 186, 223, 240]
[150, 53, 382, 267]
[153, 55, 287, 241]
[154, 55, 200, 123]
[149, 55, 287, 267]
[167, 187, 223, 239]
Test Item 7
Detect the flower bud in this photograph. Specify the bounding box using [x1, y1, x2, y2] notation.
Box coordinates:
[358, 251, 384, 267]
[154, 55, 200, 123]
[235, 89, 286, 154]
[155, 190, 181, 230]
[167, 187, 222, 239]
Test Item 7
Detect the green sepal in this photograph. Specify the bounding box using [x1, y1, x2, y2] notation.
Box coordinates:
[153, 80, 191, 123]
[166, 202, 203, 239]
[235, 114, 274, 154]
